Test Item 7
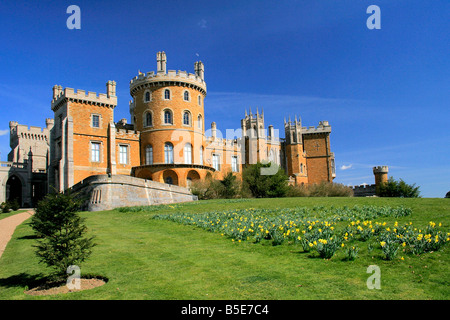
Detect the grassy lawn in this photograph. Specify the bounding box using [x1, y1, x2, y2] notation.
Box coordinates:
[0, 197, 448, 300]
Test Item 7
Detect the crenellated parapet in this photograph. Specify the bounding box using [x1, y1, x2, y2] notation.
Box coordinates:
[129, 69, 207, 96]
[301, 121, 331, 135]
[51, 82, 117, 111]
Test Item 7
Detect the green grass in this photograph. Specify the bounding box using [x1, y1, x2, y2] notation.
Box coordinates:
[0, 197, 449, 299]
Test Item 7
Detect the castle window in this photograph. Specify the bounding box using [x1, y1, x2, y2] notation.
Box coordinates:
[212, 154, 220, 171]
[183, 90, 190, 101]
[92, 114, 100, 128]
[165, 142, 174, 164]
[183, 111, 190, 126]
[198, 95, 201, 105]
[164, 110, 173, 124]
[184, 143, 192, 164]
[232, 156, 239, 172]
[300, 163, 303, 174]
[199, 146, 204, 165]
[197, 115, 202, 129]
[119, 145, 128, 164]
[145, 145, 153, 165]
[164, 89, 171, 100]
[144, 91, 151, 102]
[91, 142, 100, 162]
[144, 112, 152, 127]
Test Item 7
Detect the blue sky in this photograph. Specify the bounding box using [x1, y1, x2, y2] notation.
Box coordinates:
[0, 0, 448, 197]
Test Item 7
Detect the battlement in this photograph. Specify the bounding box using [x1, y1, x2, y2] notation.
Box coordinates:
[301, 121, 331, 134]
[130, 52, 206, 95]
[51, 82, 118, 111]
[205, 136, 243, 150]
[351, 184, 377, 197]
[373, 166, 389, 174]
[129, 69, 207, 95]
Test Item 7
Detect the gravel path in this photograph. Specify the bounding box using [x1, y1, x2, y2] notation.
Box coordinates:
[0, 210, 35, 259]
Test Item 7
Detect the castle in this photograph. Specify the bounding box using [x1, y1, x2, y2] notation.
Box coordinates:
[1, 52, 336, 208]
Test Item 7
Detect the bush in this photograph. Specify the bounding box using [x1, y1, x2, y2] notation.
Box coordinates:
[287, 182, 354, 197]
[1, 202, 10, 213]
[9, 199, 20, 211]
[190, 172, 241, 200]
[377, 177, 420, 198]
[29, 191, 96, 278]
[242, 162, 288, 198]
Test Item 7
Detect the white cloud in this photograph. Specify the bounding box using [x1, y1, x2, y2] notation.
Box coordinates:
[340, 164, 353, 170]
[198, 19, 207, 29]
[0, 129, 8, 136]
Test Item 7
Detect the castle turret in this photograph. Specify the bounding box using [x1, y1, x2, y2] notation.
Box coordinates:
[129, 51, 212, 187]
[373, 166, 389, 187]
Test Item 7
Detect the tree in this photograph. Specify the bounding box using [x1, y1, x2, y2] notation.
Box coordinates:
[219, 172, 240, 199]
[242, 162, 288, 198]
[376, 177, 420, 198]
[30, 191, 96, 278]
[445, 191, 450, 199]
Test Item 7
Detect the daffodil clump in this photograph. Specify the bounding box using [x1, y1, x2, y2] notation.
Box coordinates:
[153, 206, 448, 261]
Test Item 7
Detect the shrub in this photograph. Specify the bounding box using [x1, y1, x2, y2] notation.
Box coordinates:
[9, 199, 20, 211]
[1, 202, 10, 213]
[377, 177, 420, 198]
[288, 182, 354, 197]
[29, 191, 96, 278]
[190, 172, 241, 200]
[242, 162, 288, 198]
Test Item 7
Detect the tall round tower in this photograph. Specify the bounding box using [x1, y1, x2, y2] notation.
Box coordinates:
[373, 166, 389, 187]
[130, 52, 214, 187]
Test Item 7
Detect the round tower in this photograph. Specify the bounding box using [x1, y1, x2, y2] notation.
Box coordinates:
[129, 52, 214, 186]
[373, 166, 389, 187]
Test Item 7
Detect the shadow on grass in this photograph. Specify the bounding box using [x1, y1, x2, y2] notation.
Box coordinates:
[0, 273, 50, 289]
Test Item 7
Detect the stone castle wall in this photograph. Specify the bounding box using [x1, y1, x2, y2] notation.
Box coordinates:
[71, 174, 197, 211]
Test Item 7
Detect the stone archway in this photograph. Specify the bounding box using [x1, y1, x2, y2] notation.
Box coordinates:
[163, 170, 179, 186]
[186, 170, 201, 187]
[6, 175, 22, 207]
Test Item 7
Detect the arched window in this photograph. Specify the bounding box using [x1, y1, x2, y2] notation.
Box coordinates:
[164, 89, 171, 100]
[145, 145, 153, 165]
[183, 91, 189, 101]
[199, 146, 204, 165]
[145, 112, 152, 127]
[164, 142, 174, 164]
[183, 111, 190, 126]
[300, 163, 303, 173]
[184, 143, 192, 164]
[145, 91, 151, 102]
[197, 114, 202, 129]
[198, 95, 201, 105]
[164, 110, 173, 124]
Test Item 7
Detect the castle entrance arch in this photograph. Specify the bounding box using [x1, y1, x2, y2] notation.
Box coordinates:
[6, 175, 22, 207]
[163, 170, 178, 186]
[186, 170, 200, 187]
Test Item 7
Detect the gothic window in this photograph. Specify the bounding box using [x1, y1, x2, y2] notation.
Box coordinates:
[144, 91, 151, 102]
[183, 90, 190, 101]
[164, 89, 171, 100]
[165, 142, 174, 164]
[212, 154, 220, 171]
[145, 145, 153, 165]
[183, 111, 190, 126]
[184, 143, 192, 164]
[144, 112, 152, 127]
[197, 114, 202, 129]
[164, 110, 173, 124]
